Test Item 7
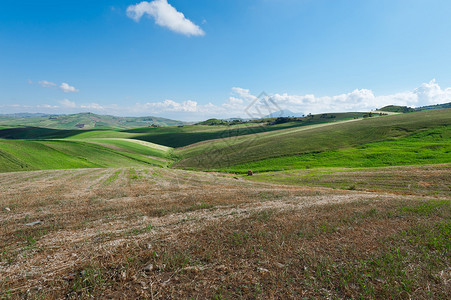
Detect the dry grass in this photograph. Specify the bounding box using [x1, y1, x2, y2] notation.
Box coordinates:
[0, 167, 449, 299]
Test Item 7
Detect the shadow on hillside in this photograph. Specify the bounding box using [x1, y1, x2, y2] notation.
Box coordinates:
[0, 127, 98, 140]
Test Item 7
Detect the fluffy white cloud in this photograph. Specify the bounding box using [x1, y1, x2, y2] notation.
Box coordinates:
[60, 82, 79, 93]
[127, 0, 205, 36]
[265, 79, 451, 115]
[230, 87, 256, 102]
[414, 79, 451, 105]
[38, 80, 57, 88]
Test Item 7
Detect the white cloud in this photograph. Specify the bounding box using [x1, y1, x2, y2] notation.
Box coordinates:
[265, 79, 451, 115]
[38, 80, 57, 88]
[135, 99, 199, 113]
[59, 99, 76, 108]
[414, 79, 451, 105]
[231, 87, 257, 102]
[127, 0, 205, 36]
[60, 82, 79, 93]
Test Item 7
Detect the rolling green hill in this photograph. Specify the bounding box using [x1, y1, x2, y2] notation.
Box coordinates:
[73, 138, 172, 159]
[127, 112, 369, 147]
[416, 102, 451, 111]
[218, 126, 450, 173]
[0, 127, 82, 139]
[0, 139, 171, 172]
[0, 112, 185, 129]
[175, 109, 451, 172]
[0, 112, 369, 147]
[379, 105, 415, 113]
[378, 102, 451, 113]
[0, 109, 449, 173]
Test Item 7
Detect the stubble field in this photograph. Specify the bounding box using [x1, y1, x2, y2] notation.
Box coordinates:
[0, 166, 449, 299]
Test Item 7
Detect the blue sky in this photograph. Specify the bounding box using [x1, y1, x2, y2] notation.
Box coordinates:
[1, 0, 451, 121]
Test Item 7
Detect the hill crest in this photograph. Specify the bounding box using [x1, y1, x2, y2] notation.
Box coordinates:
[0, 112, 185, 129]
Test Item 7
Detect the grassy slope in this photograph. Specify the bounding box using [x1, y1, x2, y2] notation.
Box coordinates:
[64, 130, 136, 140]
[0, 126, 175, 172]
[0, 139, 168, 172]
[175, 109, 451, 170]
[221, 126, 451, 172]
[1, 109, 449, 173]
[128, 112, 368, 147]
[1, 123, 312, 148]
[0, 112, 369, 147]
[76, 138, 172, 159]
[0, 127, 83, 139]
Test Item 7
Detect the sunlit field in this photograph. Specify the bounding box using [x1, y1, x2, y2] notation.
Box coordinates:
[1, 166, 449, 298]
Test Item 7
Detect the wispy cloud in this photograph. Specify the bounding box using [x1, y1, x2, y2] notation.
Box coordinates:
[127, 0, 205, 36]
[34, 80, 79, 93]
[38, 80, 57, 88]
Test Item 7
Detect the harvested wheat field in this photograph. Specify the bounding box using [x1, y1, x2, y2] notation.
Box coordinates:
[1, 166, 450, 299]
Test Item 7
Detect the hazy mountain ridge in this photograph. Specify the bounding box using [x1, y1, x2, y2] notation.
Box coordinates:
[0, 112, 186, 129]
[0, 113, 59, 118]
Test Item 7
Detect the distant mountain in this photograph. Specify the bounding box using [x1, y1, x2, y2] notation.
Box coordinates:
[263, 109, 304, 118]
[0, 112, 185, 129]
[0, 113, 59, 118]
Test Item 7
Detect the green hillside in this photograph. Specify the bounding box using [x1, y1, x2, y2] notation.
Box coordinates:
[0, 112, 185, 129]
[0, 112, 368, 147]
[175, 109, 451, 171]
[75, 138, 172, 159]
[1, 109, 449, 173]
[219, 126, 450, 173]
[379, 105, 415, 113]
[0, 139, 170, 172]
[128, 112, 369, 147]
[416, 102, 451, 111]
[378, 102, 451, 113]
[0, 127, 82, 139]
